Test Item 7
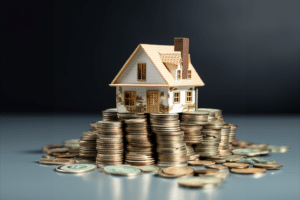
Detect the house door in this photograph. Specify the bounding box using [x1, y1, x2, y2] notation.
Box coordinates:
[147, 91, 159, 113]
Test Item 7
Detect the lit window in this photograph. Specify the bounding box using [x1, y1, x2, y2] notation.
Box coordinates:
[173, 92, 180, 104]
[137, 63, 146, 81]
[187, 70, 192, 79]
[124, 91, 135, 106]
[186, 91, 192, 103]
[177, 70, 181, 80]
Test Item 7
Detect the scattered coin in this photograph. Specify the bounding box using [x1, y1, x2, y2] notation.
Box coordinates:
[188, 160, 215, 166]
[47, 148, 69, 155]
[39, 158, 75, 165]
[224, 154, 244, 162]
[103, 165, 142, 176]
[223, 163, 249, 169]
[267, 145, 291, 153]
[157, 170, 192, 178]
[42, 144, 65, 153]
[253, 163, 283, 170]
[52, 152, 79, 158]
[194, 169, 220, 176]
[134, 166, 159, 173]
[163, 166, 194, 176]
[230, 167, 267, 174]
[56, 164, 97, 173]
[177, 176, 223, 188]
[205, 164, 228, 170]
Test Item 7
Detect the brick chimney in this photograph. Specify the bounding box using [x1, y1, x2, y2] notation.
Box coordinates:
[174, 37, 189, 79]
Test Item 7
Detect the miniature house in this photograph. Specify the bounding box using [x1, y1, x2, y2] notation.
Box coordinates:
[109, 38, 205, 113]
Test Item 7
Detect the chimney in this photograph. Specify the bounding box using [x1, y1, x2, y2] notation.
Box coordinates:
[174, 37, 189, 79]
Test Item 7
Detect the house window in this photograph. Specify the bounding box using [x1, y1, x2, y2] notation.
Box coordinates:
[187, 70, 192, 79]
[137, 63, 146, 81]
[186, 91, 192, 103]
[177, 69, 181, 80]
[173, 92, 180, 104]
[124, 91, 135, 107]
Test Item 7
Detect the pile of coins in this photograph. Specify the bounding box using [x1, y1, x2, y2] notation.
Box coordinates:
[150, 113, 188, 167]
[79, 128, 97, 162]
[194, 121, 224, 158]
[102, 108, 118, 121]
[118, 112, 146, 121]
[197, 108, 222, 120]
[124, 118, 155, 166]
[186, 144, 198, 161]
[95, 121, 124, 167]
[219, 124, 231, 155]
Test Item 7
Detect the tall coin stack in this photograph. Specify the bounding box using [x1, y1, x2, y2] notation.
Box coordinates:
[102, 108, 118, 121]
[197, 108, 217, 123]
[228, 124, 238, 149]
[150, 113, 188, 167]
[79, 129, 97, 162]
[194, 121, 224, 158]
[96, 121, 124, 167]
[219, 124, 231, 155]
[180, 111, 210, 160]
[124, 118, 155, 166]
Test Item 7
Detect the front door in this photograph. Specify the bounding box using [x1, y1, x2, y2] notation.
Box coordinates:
[147, 90, 159, 113]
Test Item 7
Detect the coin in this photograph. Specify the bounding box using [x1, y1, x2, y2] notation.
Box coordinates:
[42, 144, 64, 153]
[177, 176, 223, 188]
[102, 108, 118, 121]
[223, 163, 249, 169]
[163, 166, 194, 176]
[47, 148, 69, 155]
[64, 139, 80, 144]
[205, 164, 228, 170]
[134, 166, 159, 173]
[188, 160, 215, 166]
[253, 163, 283, 170]
[232, 148, 261, 156]
[224, 154, 244, 162]
[39, 158, 75, 165]
[52, 152, 79, 158]
[230, 167, 267, 174]
[194, 169, 220, 176]
[103, 165, 142, 176]
[267, 145, 291, 153]
[56, 164, 97, 173]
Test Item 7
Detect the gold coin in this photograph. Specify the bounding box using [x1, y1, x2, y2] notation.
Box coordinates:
[205, 164, 228, 170]
[163, 166, 194, 176]
[177, 177, 223, 188]
[188, 160, 215, 166]
[223, 163, 249, 169]
[253, 163, 283, 170]
[194, 169, 220, 175]
[230, 167, 267, 174]
[157, 170, 193, 178]
[39, 158, 75, 165]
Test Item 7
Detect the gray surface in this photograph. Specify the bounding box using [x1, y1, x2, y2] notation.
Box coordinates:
[1, 114, 299, 200]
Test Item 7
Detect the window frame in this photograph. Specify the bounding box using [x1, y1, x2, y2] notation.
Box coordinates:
[137, 63, 146, 81]
[176, 69, 181, 81]
[173, 92, 180, 104]
[186, 91, 193, 103]
[124, 91, 136, 107]
[187, 70, 192, 79]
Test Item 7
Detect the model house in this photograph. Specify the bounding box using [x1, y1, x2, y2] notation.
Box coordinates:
[109, 38, 205, 113]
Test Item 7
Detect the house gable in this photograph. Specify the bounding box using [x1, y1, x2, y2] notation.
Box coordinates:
[114, 48, 166, 84]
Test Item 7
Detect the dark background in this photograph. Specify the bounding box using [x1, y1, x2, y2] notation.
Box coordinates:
[1, 0, 299, 114]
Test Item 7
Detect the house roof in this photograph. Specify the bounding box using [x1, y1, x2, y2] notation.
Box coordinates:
[110, 44, 205, 87]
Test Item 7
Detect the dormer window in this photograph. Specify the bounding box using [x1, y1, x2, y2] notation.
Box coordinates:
[177, 69, 181, 81]
[187, 70, 192, 79]
[137, 63, 146, 81]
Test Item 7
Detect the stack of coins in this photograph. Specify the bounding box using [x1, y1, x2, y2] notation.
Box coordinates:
[102, 108, 118, 121]
[118, 112, 146, 121]
[219, 124, 231, 155]
[79, 131, 97, 162]
[96, 121, 124, 167]
[150, 113, 188, 167]
[180, 111, 210, 125]
[124, 118, 155, 166]
[186, 144, 198, 161]
[197, 108, 222, 120]
[197, 108, 217, 123]
[228, 124, 238, 144]
[194, 121, 225, 158]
